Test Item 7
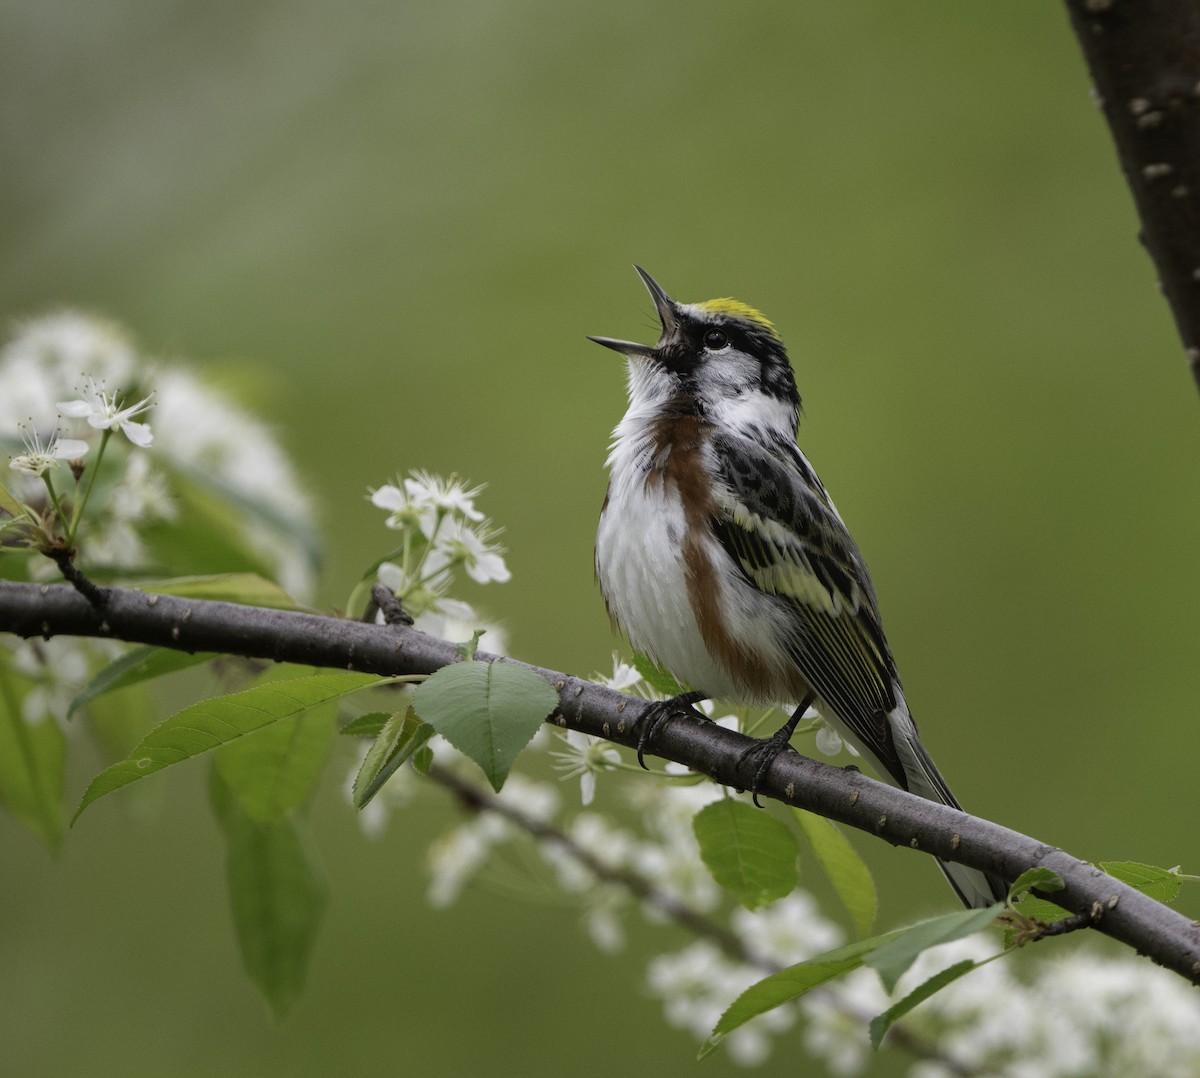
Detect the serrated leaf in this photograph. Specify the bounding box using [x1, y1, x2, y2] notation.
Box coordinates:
[215, 708, 334, 823]
[411, 661, 557, 792]
[73, 671, 383, 822]
[863, 904, 1002, 993]
[353, 708, 433, 808]
[210, 765, 326, 1018]
[412, 743, 434, 775]
[869, 959, 977, 1049]
[69, 645, 217, 717]
[701, 928, 908, 1057]
[1007, 866, 1065, 901]
[0, 663, 65, 850]
[1100, 861, 1185, 904]
[340, 712, 390, 738]
[631, 652, 684, 696]
[693, 799, 798, 910]
[131, 573, 303, 610]
[792, 808, 876, 937]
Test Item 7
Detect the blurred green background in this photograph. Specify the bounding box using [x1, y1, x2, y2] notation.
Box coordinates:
[3, 3, 1199, 1075]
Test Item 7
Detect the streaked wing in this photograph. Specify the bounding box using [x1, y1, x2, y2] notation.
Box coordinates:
[709, 431, 903, 779]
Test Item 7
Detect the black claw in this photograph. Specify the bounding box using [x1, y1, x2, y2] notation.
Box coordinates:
[635, 690, 707, 768]
[738, 732, 796, 807]
[737, 693, 816, 806]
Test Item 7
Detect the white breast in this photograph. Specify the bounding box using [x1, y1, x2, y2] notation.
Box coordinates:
[596, 432, 748, 701]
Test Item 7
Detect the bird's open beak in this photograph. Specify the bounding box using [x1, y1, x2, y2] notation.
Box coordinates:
[588, 266, 677, 358]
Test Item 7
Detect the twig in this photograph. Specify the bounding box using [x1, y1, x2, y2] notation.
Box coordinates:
[370, 583, 414, 627]
[48, 549, 108, 610]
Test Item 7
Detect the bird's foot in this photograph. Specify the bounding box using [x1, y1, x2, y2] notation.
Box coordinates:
[635, 690, 707, 768]
[736, 695, 813, 806]
[737, 728, 799, 807]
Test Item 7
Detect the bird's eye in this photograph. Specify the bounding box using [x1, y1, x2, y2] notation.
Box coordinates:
[703, 329, 729, 350]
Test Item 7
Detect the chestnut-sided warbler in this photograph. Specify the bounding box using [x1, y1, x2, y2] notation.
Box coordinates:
[590, 267, 1005, 909]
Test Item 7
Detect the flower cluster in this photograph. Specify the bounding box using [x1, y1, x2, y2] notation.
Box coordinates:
[0, 312, 318, 731]
[366, 469, 509, 652]
[1, 312, 316, 595]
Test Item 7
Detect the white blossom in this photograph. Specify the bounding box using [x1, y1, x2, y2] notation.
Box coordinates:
[8, 425, 88, 477]
[550, 729, 620, 805]
[403, 470, 484, 525]
[594, 654, 645, 693]
[57, 376, 154, 447]
[815, 721, 844, 757]
[0, 312, 136, 426]
[441, 518, 511, 585]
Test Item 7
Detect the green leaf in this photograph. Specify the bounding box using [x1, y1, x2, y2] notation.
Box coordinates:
[0, 663, 66, 850]
[131, 573, 303, 610]
[1011, 893, 1073, 925]
[1007, 866, 1065, 901]
[410, 660, 557, 792]
[0, 481, 23, 519]
[340, 712, 390, 738]
[792, 808, 877, 937]
[210, 765, 326, 1018]
[863, 904, 1002, 993]
[631, 652, 684, 696]
[869, 959, 978, 1049]
[353, 708, 434, 808]
[1100, 861, 1185, 904]
[215, 708, 334, 823]
[412, 743, 434, 775]
[700, 928, 908, 1058]
[69, 645, 217, 717]
[693, 799, 798, 910]
[73, 671, 383, 822]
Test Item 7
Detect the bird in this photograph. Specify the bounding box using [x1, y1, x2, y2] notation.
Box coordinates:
[589, 266, 1006, 909]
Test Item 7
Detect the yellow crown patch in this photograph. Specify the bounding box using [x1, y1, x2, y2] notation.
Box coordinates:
[694, 298, 779, 339]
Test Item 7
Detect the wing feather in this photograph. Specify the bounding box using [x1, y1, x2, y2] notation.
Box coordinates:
[710, 432, 904, 780]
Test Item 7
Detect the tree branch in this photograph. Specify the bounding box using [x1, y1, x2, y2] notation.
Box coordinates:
[2, 579, 1198, 985]
[1064, 0, 1200, 392]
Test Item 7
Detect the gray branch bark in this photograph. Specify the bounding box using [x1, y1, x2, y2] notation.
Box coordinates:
[2, 579, 1198, 985]
[1064, 0, 1200, 392]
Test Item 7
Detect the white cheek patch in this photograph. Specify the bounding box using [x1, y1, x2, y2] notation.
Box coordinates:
[708, 390, 797, 441]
